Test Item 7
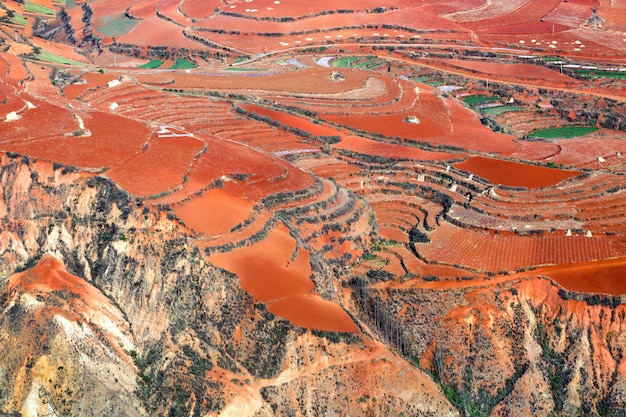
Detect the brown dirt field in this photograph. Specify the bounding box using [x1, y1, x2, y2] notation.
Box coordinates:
[454, 156, 580, 188]
[335, 136, 464, 161]
[173, 188, 254, 236]
[106, 135, 204, 197]
[531, 257, 626, 295]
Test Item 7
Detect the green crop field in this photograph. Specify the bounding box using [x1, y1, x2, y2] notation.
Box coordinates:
[483, 105, 525, 115]
[462, 95, 501, 106]
[170, 58, 197, 69]
[10, 13, 28, 25]
[528, 126, 598, 139]
[332, 57, 357, 67]
[138, 60, 163, 69]
[97, 14, 139, 36]
[224, 67, 263, 72]
[572, 69, 626, 80]
[35, 50, 87, 66]
[24, 1, 56, 15]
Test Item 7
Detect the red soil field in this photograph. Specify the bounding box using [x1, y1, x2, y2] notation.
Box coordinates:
[419, 223, 622, 273]
[195, 7, 467, 38]
[335, 136, 464, 161]
[242, 104, 341, 137]
[136, 68, 371, 95]
[454, 156, 580, 188]
[475, 21, 570, 35]
[2, 109, 151, 169]
[106, 135, 204, 197]
[545, 134, 626, 168]
[209, 0, 422, 19]
[462, 0, 563, 29]
[0, 53, 29, 83]
[173, 188, 254, 236]
[63, 73, 120, 100]
[532, 257, 626, 295]
[208, 223, 357, 332]
[179, 0, 222, 20]
[326, 91, 520, 154]
[117, 17, 200, 50]
[438, 59, 577, 84]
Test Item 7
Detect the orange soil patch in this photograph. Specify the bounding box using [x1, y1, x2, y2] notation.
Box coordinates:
[106, 135, 204, 197]
[335, 136, 464, 161]
[173, 188, 254, 236]
[63, 72, 120, 100]
[463, 0, 562, 29]
[531, 257, 626, 295]
[242, 104, 340, 137]
[9, 254, 109, 305]
[476, 21, 570, 35]
[195, 7, 467, 37]
[209, 223, 357, 331]
[212, 0, 421, 19]
[1, 53, 29, 83]
[420, 223, 622, 272]
[438, 59, 577, 83]
[509, 140, 562, 162]
[2, 109, 151, 168]
[179, 0, 223, 19]
[325, 90, 519, 154]
[240, 160, 316, 202]
[379, 227, 409, 243]
[546, 134, 626, 168]
[136, 67, 370, 95]
[150, 134, 293, 204]
[117, 17, 200, 49]
[0, 80, 26, 115]
[30, 37, 92, 65]
[454, 156, 580, 188]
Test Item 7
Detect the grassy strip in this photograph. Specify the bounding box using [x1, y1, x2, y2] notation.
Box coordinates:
[35, 50, 87, 66]
[573, 69, 626, 80]
[24, 1, 56, 15]
[232, 56, 250, 64]
[138, 59, 163, 69]
[170, 58, 197, 69]
[10, 13, 28, 25]
[332, 56, 360, 67]
[483, 105, 525, 115]
[463, 95, 500, 106]
[223, 67, 262, 72]
[97, 14, 138, 36]
[529, 126, 598, 139]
